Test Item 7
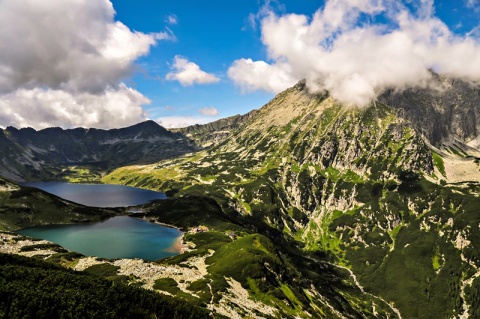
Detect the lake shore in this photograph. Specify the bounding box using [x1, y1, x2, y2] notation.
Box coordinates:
[16, 216, 183, 260]
[154, 220, 183, 231]
[165, 234, 187, 254]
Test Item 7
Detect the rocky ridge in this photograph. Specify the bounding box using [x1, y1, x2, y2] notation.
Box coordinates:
[379, 74, 480, 148]
[172, 110, 259, 147]
[0, 120, 197, 181]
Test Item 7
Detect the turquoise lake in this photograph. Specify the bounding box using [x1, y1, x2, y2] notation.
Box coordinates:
[23, 182, 167, 207]
[17, 182, 181, 261]
[17, 216, 182, 261]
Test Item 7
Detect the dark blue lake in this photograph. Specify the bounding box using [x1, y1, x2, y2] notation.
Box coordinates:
[17, 216, 182, 261]
[23, 182, 167, 207]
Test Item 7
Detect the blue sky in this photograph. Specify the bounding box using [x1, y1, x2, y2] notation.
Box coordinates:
[111, 0, 480, 127]
[0, 0, 479, 129]
[110, 0, 324, 127]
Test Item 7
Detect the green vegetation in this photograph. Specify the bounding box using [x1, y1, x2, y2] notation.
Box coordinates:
[54, 165, 104, 183]
[432, 152, 446, 176]
[154, 278, 182, 295]
[447, 146, 468, 158]
[46, 251, 84, 268]
[432, 254, 441, 271]
[139, 196, 241, 231]
[20, 243, 67, 253]
[327, 177, 480, 318]
[83, 263, 130, 283]
[0, 253, 210, 319]
[162, 231, 232, 265]
[465, 277, 480, 319]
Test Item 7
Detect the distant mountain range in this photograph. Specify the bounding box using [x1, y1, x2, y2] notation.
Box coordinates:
[0, 120, 196, 181]
[172, 110, 259, 147]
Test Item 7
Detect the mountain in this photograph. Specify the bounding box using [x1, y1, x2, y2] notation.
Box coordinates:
[380, 74, 480, 147]
[2, 75, 480, 318]
[104, 78, 480, 318]
[0, 120, 197, 181]
[172, 110, 259, 147]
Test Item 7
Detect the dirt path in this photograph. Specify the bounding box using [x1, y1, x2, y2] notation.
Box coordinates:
[458, 253, 480, 319]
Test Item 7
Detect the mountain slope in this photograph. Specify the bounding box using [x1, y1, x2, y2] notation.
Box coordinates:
[0, 120, 196, 181]
[104, 79, 480, 318]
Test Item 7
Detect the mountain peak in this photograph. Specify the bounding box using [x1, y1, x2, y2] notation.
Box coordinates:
[131, 120, 163, 129]
[112, 120, 172, 139]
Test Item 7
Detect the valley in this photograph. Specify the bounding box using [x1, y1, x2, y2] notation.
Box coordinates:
[2, 78, 480, 318]
[5, 0, 480, 318]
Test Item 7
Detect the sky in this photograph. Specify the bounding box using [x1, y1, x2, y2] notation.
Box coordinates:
[0, 0, 480, 130]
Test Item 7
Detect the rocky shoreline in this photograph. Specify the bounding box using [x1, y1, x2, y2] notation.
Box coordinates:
[0, 232, 59, 258]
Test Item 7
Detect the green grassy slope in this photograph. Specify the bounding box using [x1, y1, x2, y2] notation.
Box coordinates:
[138, 196, 397, 318]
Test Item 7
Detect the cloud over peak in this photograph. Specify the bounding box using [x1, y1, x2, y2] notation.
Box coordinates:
[228, 58, 297, 94]
[230, 0, 480, 106]
[0, 0, 171, 129]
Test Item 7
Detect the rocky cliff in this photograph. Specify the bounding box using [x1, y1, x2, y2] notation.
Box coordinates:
[379, 74, 480, 150]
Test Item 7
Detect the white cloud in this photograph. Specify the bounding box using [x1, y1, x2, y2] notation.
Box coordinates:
[166, 56, 220, 86]
[466, 0, 479, 8]
[228, 58, 297, 93]
[0, 85, 148, 129]
[156, 116, 217, 129]
[199, 106, 219, 116]
[243, 13, 258, 30]
[0, 0, 172, 129]
[166, 14, 178, 25]
[230, 0, 480, 106]
[155, 106, 219, 129]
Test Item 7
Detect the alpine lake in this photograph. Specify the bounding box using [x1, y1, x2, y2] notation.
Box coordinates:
[16, 182, 182, 261]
